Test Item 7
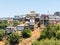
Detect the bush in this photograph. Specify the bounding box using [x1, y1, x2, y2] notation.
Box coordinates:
[38, 29, 56, 40]
[55, 23, 60, 31]
[0, 30, 5, 41]
[33, 24, 60, 45]
[22, 27, 32, 38]
[32, 38, 60, 45]
[38, 24, 56, 41]
[39, 38, 56, 45]
[0, 21, 9, 29]
[38, 30, 46, 41]
[32, 40, 40, 45]
[0, 32, 3, 41]
[13, 21, 20, 26]
[7, 32, 22, 45]
[46, 24, 56, 38]
[56, 30, 60, 39]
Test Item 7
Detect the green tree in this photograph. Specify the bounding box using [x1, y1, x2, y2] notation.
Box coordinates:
[0, 30, 5, 41]
[55, 24, 60, 31]
[0, 21, 9, 29]
[13, 21, 20, 26]
[22, 27, 32, 38]
[7, 32, 22, 45]
[56, 30, 60, 39]
[32, 38, 60, 45]
[38, 24, 56, 41]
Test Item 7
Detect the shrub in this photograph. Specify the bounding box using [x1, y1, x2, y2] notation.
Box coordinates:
[56, 30, 60, 39]
[39, 38, 56, 45]
[38, 30, 46, 41]
[32, 38, 60, 45]
[0, 32, 3, 41]
[0, 30, 5, 41]
[13, 21, 20, 26]
[0, 21, 9, 29]
[33, 24, 60, 45]
[55, 24, 60, 31]
[32, 40, 40, 45]
[38, 24, 56, 41]
[7, 32, 22, 45]
[22, 27, 32, 38]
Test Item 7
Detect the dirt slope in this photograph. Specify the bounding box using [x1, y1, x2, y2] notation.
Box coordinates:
[19, 24, 41, 45]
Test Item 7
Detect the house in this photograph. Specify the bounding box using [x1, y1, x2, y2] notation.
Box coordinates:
[35, 14, 40, 22]
[19, 15, 26, 21]
[44, 15, 49, 26]
[25, 11, 38, 19]
[40, 15, 44, 24]
[40, 14, 49, 26]
[13, 15, 26, 21]
[13, 16, 20, 21]
[6, 26, 16, 34]
[54, 12, 60, 16]
[25, 21, 29, 25]
[24, 23, 29, 28]
[55, 16, 60, 23]
[0, 17, 8, 21]
[30, 11, 36, 19]
[16, 24, 25, 31]
[25, 14, 30, 21]
[49, 14, 60, 25]
[49, 15, 57, 25]
[25, 11, 36, 21]
[16, 23, 29, 31]
[29, 19, 35, 30]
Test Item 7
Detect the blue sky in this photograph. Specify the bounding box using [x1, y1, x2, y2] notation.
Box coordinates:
[0, 0, 60, 17]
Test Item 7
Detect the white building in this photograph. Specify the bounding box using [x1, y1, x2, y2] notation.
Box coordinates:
[6, 26, 16, 34]
[16, 24, 25, 30]
[35, 14, 40, 22]
[25, 14, 30, 21]
[29, 19, 35, 29]
[49, 14, 60, 24]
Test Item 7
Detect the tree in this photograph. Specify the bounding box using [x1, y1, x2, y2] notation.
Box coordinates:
[22, 27, 32, 38]
[0, 30, 5, 41]
[33, 24, 60, 45]
[55, 23, 60, 31]
[56, 30, 60, 39]
[0, 21, 9, 29]
[38, 24, 56, 41]
[7, 32, 22, 45]
[32, 40, 40, 45]
[32, 38, 58, 45]
[13, 21, 20, 26]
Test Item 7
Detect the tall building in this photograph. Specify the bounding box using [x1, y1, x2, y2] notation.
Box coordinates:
[25, 14, 30, 21]
[25, 11, 40, 22]
[40, 14, 49, 26]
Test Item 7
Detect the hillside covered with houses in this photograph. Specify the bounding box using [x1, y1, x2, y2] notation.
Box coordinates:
[0, 11, 60, 45]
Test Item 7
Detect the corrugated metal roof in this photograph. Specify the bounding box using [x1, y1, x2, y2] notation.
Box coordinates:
[6, 26, 15, 29]
[17, 24, 24, 26]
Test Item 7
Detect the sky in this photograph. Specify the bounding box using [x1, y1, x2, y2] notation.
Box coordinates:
[0, 0, 60, 17]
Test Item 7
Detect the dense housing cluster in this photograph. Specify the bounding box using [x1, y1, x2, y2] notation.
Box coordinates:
[0, 11, 60, 34]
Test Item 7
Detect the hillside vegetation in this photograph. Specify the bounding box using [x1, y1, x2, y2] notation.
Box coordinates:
[32, 24, 60, 45]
